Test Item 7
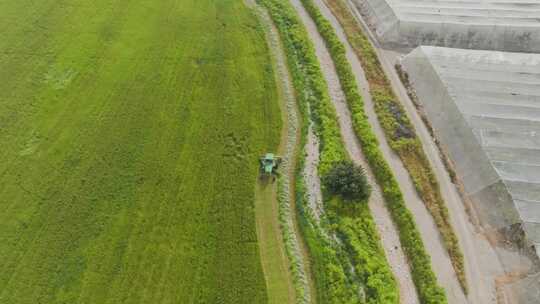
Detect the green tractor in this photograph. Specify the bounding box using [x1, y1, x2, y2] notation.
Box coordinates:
[260, 153, 282, 180]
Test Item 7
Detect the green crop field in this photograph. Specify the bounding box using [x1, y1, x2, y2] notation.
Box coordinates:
[0, 0, 281, 303]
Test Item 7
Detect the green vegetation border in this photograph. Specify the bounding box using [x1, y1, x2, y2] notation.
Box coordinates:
[323, 0, 466, 293]
[298, 0, 449, 302]
[258, 0, 398, 303]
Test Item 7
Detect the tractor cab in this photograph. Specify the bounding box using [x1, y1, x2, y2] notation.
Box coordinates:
[260, 153, 281, 177]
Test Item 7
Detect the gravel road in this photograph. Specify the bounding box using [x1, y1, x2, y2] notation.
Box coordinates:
[304, 123, 324, 223]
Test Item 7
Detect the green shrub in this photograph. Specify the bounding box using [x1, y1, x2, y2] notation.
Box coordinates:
[337, 210, 399, 304]
[323, 160, 371, 202]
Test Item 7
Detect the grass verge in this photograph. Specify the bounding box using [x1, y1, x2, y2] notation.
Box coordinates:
[298, 0, 450, 302]
[259, 0, 398, 303]
[323, 0, 467, 293]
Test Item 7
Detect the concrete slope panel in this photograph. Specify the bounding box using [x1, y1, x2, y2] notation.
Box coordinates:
[403, 45, 540, 247]
[352, 0, 540, 52]
[403, 45, 540, 302]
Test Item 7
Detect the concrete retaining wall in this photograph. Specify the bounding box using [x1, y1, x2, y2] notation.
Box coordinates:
[352, 0, 540, 52]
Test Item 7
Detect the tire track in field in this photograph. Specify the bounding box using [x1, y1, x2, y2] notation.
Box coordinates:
[342, 2, 504, 302]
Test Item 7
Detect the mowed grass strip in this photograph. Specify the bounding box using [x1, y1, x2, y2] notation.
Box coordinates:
[0, 0, 281, 303]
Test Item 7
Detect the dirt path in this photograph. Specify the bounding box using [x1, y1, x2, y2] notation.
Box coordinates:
[330, 1, 506, 302]
[250, 1, 314, 303]
[288, 0, 420, 303]
[303, 123, 324, 223]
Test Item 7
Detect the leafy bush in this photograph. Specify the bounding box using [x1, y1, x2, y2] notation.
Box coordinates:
[323, 161, 371, 202]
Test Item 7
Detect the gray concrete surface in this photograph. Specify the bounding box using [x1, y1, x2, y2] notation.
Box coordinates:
[402, 46, 540, 303]
[352, 0, 540, 52]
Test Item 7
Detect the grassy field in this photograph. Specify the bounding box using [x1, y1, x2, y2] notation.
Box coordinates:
[0, 0, 282, 303]
[260, 1, 400, 303]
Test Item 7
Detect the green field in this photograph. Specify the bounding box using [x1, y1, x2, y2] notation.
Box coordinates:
[0, 0, 281, 303]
